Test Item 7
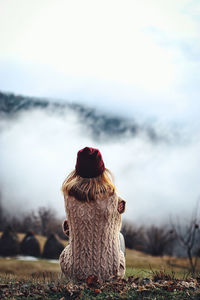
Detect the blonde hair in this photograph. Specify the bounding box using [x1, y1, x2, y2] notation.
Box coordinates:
[62, 168, 116, 202]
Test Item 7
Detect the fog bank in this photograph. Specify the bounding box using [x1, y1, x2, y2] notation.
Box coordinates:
[0, 107, 200, 225]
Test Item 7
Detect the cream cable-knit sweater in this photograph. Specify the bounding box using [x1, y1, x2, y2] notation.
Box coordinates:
[59, 193, 126, 282]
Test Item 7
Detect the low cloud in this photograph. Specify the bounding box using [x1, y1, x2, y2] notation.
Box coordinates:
[0, 107, 200, 225]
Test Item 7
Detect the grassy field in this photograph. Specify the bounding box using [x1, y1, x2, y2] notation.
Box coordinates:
[1, 233, 200, 299]
[1, 232, 200, 280]
[0, 251, 199, 281]
[0, 233, 200, 278]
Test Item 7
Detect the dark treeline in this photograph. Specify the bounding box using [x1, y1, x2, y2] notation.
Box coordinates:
[121, 205, 200, 274]
[0, 200, 67, 241]
[121, 222, 175, 256]
[1, 199, 200, 272]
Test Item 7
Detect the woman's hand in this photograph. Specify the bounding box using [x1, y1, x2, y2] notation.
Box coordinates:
[62, 219, 69, 237]
[117, 198, 126, 214]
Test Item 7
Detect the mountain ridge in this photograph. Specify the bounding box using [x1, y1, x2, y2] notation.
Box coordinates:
[0, 90, 166, 142]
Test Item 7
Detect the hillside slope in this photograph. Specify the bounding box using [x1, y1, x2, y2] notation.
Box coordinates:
[0, 90, 166, 142]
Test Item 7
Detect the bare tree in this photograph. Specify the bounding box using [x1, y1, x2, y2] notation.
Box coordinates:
[21, 211, 41, 233]
[1, 203, 65, 239]
[121, 221, 145, 250]
[37, 206, 57, 236]
[143, 225, 175, 256]
[171, 202, 200, 274]
[0, 197, 4, 230]
[0, 192, 8, 231]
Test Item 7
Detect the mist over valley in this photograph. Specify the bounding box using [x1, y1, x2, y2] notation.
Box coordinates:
[0, 91, 199, 226]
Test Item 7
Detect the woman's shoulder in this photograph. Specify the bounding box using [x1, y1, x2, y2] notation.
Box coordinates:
[65, 192, 124, 206]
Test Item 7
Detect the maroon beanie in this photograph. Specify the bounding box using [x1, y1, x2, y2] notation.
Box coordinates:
[75, 147, 105, 178]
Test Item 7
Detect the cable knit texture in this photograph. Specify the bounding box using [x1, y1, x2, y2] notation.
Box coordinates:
[59, 193, 126, 282]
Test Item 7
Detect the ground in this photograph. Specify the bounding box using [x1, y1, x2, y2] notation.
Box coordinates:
[1, 233, 200, 299]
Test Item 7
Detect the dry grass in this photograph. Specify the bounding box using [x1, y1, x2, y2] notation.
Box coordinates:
[0, 232, 68, 280]
[126, 248, 200, 279]
[126, 247, 200, 269]
[0, 258, 61, 280]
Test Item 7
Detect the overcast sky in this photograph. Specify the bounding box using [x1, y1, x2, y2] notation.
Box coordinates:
[0, 0, 200, 121]
[0, 1, 200, 224]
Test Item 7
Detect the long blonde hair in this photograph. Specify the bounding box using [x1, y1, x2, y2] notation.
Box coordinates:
[62, 168, 116, 202]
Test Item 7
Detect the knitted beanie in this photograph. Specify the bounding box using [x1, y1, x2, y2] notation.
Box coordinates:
[75, 147, 105, 178]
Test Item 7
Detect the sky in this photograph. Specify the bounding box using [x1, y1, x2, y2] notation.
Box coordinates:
[0, 0, 200, 120]
[0, 0, 200, 226]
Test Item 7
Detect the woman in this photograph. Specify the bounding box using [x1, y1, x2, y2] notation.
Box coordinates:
[59, 147, 126, 283]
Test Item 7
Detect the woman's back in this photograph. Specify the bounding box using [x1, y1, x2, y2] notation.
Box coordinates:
[59, 193, 125, 282]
